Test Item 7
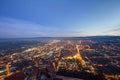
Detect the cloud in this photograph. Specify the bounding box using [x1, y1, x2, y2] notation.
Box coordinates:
[0, 16, 86, 37]
[47, 32, 86, 37]
[103, 25, 120, 35]
[0, 16, 57, 37]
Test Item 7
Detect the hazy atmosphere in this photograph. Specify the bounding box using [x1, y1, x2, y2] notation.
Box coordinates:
[0, 1, 120, 80]
[0, 0, 120, 38]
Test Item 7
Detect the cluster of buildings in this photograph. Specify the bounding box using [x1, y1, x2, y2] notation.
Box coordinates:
[0, 38, 120, 80]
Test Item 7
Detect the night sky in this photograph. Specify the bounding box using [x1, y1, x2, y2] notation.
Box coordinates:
[0, 0, 120, 38]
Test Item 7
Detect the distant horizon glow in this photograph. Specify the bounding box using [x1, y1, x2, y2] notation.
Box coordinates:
[0, 0, 120, 38]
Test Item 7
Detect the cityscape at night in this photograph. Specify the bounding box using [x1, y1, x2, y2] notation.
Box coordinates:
[0, 0, 120, 80]
[0, 37, 120, 80]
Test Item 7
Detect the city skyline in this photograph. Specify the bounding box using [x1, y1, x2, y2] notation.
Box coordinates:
[0, 0, 120, 38]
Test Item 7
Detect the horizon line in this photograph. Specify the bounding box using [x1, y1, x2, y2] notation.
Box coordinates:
[0, 35, 120, 39]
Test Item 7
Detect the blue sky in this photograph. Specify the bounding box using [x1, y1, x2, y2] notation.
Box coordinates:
[0, 0, 120, 38]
